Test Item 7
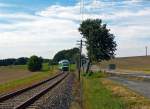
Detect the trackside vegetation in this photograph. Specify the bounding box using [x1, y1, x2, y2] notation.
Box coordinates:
[101, 78, 150, 109]
[82, 72, 150, 109]
[83, 72, 125, 109]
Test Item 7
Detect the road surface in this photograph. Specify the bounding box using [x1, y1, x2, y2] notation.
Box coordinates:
[108, 76, 150, 99]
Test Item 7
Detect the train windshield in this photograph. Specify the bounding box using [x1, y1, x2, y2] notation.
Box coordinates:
[62, 62, 69, 66]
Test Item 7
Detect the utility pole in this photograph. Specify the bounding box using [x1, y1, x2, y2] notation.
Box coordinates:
[146, 46, 148, 56]
[79, 1, 84, 108]
[77, 39, 83, 81]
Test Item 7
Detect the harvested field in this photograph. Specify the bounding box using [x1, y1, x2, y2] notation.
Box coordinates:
[99, 56, 150, 71]
[0, 65, 37, 84]
[0, 64, 58, 95]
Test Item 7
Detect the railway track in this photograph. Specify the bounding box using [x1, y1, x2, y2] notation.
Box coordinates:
[0, 72, 69, 109]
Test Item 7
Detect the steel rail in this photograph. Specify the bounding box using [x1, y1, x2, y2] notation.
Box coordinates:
[14, 72, 68, 109]
[0, 72, 64, 102]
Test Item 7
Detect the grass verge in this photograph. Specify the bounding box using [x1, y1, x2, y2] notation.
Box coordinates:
[71, 71, 150, 109]
[101, 78, 150, 109]
[83, 72, 125, 109]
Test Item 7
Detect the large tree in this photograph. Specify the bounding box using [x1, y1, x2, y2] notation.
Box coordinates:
[53, 48, 79, 64]
[79, 19, 117, 73]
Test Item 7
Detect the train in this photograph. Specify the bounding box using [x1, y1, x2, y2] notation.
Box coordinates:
[58, 60, 70, 71]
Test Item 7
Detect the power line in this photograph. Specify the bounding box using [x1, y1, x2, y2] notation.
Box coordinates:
[80, 0, 84, 22]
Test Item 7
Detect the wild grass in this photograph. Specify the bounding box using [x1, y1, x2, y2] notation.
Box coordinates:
[71, 70, 150, 109]
[101, 78, 150, 109]
[70, 64, 76, 72]
[83, 72, 125, 109]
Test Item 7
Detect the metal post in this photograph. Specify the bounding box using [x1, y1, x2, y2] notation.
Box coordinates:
[146, 46, 148, 56]
[78, 39, 82, 81]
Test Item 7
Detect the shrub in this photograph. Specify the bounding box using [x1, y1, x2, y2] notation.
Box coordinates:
[28, 55, 43, 72]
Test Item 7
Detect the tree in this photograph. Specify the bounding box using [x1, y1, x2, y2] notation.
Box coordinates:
[53, 48, 79, 64]
[28, 55, 43, 72]
[0, 57, 29, 66]
[14, 57, 28, 65]
[79, 19, 117, 73]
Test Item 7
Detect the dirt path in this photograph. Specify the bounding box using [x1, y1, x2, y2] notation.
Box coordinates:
[108, 76, 150, 99]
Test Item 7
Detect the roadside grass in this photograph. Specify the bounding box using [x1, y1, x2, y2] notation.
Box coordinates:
[71, 71, 150, 109]
[0, 63, 58, 94]
[83, 72, 125, 109]
[101, 78, 150, 109]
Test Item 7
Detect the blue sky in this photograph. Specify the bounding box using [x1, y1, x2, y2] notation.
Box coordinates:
[0, 0, 150, 59]
[0, 0, 77, 14]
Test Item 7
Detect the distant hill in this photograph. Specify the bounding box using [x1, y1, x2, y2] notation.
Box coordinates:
[100, 56, 150, 71]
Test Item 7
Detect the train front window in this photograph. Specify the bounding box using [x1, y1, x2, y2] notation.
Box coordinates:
[63, 62, 69, 66]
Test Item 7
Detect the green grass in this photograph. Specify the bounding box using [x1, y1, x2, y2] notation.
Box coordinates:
[0, 71, 54, 93]
[70, 64, 76, 72]
[101, 78, 150, 109]
[42, 63, 50, 71]
[83, 72, 125, 109]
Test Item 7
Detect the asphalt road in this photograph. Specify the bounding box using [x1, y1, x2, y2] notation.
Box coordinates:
[91, 65, 150, 99]
[108, 76, 150, 99]
[106, 70, 150, 79]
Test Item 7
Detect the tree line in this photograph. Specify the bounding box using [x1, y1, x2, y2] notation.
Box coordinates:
[27, 48, 80, 72]
[0, 57, 28, 66]
[0, 57, 50, 66]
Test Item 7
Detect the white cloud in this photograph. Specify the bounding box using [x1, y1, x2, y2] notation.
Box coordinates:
[0, 1, 150, 58]
[123, 0, 142, 4]
[0, 12, 80, 58]
[110, 25, 150, 38]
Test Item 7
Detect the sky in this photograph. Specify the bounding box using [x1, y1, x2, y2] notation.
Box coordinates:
[0, 0, 150, 59]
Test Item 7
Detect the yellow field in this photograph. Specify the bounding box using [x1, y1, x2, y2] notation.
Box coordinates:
[99, 56, 150, 71]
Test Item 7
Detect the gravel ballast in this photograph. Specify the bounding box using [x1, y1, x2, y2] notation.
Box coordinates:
[28, 73, 75, 109]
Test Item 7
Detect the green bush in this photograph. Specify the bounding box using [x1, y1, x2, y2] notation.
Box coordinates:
[28, 55, 43, 72]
